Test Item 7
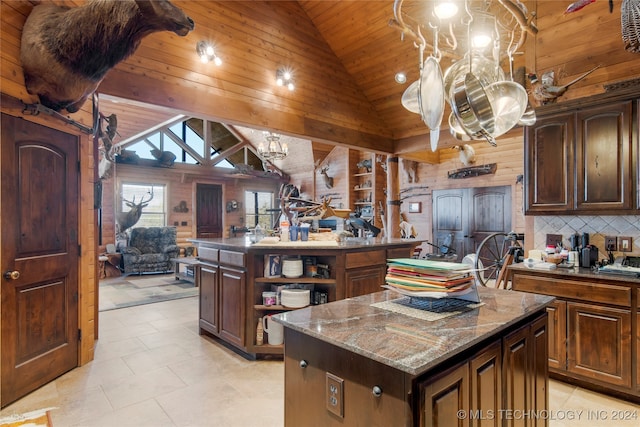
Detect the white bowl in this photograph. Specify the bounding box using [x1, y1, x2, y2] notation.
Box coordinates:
[281, 289, 310, 308]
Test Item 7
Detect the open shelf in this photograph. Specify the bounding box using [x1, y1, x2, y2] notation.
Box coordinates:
[255, 277, 336, 285]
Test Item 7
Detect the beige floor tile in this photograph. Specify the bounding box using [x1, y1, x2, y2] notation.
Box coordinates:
[3, 294, 638, 427]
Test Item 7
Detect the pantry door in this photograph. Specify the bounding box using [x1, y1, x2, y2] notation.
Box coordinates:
[432, 186, 511, 261]
[1, 113, 79, 407]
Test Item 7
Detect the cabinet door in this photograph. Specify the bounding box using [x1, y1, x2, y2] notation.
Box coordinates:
[502, 313, 548, 427]
[198, 265, 219, 335]
[470, 340, 501, 427]
[546, 300, 567, 371]
[524, 112, 574, 213]
[344, 265, 385, 298]
[567, 302, 631, 387]
[219, 266, 246, 348]
[419, 362, 469, 427]
[576, 101, 633, 210]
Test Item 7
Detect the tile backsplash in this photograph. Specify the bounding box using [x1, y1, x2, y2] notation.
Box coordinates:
[534, 215, 640, 257]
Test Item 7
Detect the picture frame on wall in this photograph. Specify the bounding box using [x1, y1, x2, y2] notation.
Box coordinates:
[408, 202, 421, 213]
[620, 237, 632, 252]
[264, 254, 282, 277]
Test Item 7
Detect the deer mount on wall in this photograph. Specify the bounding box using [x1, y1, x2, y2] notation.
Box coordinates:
[317, 162, 334, 189]
[116, 189, 154, 235]
[20, 0, 194, 113]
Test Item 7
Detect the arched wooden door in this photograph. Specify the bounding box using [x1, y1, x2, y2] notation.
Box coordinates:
[1, 114, 79, 407]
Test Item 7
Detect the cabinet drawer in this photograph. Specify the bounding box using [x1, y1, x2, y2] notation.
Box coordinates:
[219, 250, 245, 268]
[387, 247, 412, 259]
[346, 249, 385, 269]
[198, 247, 219, 263]
[513, 274, 631, 307]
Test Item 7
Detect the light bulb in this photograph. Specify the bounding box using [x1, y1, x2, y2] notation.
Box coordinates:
[200, 54, 209, 64]
[472, 34, 492, 48]
[276, 77, 284, 86]
[434, 1, 458, 20]
[287, 82, 295, 91]
[214, 56, 222, 66]
[283, 71, 291, 80]
[205, 45, 214, 56]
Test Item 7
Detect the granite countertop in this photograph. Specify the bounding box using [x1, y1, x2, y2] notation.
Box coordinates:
[273, 287, 554, 376]
[509, 262, 640, 284]
[188, 236, 421, 251]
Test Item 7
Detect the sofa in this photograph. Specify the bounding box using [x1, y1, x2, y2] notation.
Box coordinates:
[121, 227, 180, 274]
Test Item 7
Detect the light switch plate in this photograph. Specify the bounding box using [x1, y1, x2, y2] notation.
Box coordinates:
[326, 372, 344, 418]
[605, 236, 617, 251]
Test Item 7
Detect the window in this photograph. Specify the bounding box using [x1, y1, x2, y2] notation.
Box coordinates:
[120, 183, 166, 228]
[245, 190, 275, 229]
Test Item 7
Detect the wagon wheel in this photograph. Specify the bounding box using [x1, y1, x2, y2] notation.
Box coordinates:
[474, 232, 521, 288]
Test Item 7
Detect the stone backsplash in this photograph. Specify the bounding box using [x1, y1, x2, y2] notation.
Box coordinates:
[534, 215, 640, 257]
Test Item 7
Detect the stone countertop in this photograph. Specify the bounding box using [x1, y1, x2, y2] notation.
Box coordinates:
[188, 237, 421, 252]
[273, 287, 554, 376]
[509, 262, 640, 284]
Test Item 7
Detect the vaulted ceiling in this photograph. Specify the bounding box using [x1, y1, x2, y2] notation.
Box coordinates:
[15, 1, 626, 167]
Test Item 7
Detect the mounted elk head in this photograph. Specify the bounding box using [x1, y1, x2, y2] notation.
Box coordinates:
[318, 163, 334, 189]
[401, 159, 418, 183]
[20, 0, 194, 113]
[116, 189, 154, 233]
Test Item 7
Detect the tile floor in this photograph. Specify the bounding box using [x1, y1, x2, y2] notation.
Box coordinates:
[1, 296, 638, 426]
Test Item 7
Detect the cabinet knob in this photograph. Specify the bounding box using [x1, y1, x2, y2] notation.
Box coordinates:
[299, 359, 308, 369]
[372, 385, 383, 397]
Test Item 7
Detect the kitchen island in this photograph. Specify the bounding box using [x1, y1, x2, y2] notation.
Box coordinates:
[274, 286, 555, 426]
[188, 236, 420, 358]
[510, 263, 640, 402]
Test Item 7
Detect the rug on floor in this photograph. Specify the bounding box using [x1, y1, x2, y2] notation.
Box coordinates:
[0, 408, 54, 427]
[99, 275, 198, 311]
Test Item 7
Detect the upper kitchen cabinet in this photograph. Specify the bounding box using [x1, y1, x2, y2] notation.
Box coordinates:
[525, 112, 575, 213]
[525, 97, 637, 215]
[576, 101, 633, 211]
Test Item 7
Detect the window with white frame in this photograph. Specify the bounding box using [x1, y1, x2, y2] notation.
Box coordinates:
[120, 183, 167, 228]
[245, 190, 275, 229]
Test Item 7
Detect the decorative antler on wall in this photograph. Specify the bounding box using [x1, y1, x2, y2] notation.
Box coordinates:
[20, 0, 194, 113]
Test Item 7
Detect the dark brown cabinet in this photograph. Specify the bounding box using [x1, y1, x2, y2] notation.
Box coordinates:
[198, 264, 220, 334]
[502, 315, 548, 427]
[219, 266, 246, 348]
[567, 302, 631, 388]
[511, 265, 638, 400]
[525, 99, 636, 214]
[420, 362, 469, 427]
[197, 248, 246, 353]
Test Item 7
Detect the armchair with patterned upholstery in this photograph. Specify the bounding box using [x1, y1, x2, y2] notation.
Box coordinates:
[121, 227, 180, 274]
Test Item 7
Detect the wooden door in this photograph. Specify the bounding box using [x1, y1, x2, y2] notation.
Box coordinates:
[196, 183, 222, 238]
[198, 264, 220, 335]
[469, 186, 512, 253]
[432, 186, 511, 261]
[431, 188, 469, 261]
[1, 114, 79, 407]
[469, 340, 502, 427]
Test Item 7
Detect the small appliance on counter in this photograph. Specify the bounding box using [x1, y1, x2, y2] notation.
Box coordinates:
[580, 245, 598, 268]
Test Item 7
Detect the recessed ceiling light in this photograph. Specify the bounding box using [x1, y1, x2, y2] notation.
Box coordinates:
[395, 72, 407, 84]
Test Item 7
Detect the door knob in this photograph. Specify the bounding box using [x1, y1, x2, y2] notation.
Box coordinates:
[4, 270, 20, 280]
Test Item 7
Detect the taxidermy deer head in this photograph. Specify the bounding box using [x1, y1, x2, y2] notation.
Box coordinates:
[452, 145, 476, 167]
[20, 0, 194, 113]
[318, 163, 334, 189]
[401, 159, 418, 183]
[116, 189, 154, 233]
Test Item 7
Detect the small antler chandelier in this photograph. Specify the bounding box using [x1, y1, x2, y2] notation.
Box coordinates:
[258, 131, 288, 160]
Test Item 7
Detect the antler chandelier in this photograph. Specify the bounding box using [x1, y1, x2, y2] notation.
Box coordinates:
[391, 0, 538, 149]
[258, 131, 289, 160]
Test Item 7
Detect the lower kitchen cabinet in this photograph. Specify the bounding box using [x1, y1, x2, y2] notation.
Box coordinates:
[198, 263, 220, 333]
[510, 264, 638, 400]
[567, 302, 631, 388]
[219, 265, 246, 348]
